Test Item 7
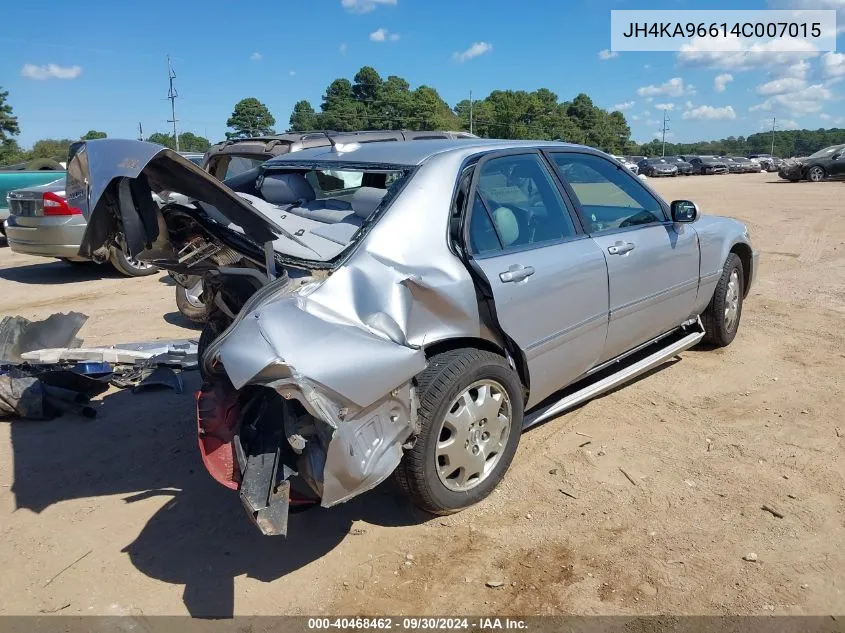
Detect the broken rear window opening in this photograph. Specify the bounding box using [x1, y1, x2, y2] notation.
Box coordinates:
[219, 162, 414, 265]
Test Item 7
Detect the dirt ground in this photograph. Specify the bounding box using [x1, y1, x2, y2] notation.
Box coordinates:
[0, 172, 842, 617]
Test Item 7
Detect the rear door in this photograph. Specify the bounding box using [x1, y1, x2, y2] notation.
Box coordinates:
[466, 151, 609, 408]
[548, 151, 700, 364]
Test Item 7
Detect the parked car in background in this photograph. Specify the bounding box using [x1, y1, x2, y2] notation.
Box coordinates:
[0, 159, 65, 235]
[747, 153, 781, 172]
[688, 156, 729, 175]
[68, 137, 757, 535]
[612, 155, 639, 174]
[4, 176, 156, 276]
[724, 157, 758, 174]
[4, 150, 204, 276]
[626, 155, 647, 165]
[778, 143, 845, 182]
[663, 156, 694, 175]
[637, 158, 679, 177]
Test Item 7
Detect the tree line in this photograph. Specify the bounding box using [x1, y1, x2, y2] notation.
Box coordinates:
[3, 71, 845, 168]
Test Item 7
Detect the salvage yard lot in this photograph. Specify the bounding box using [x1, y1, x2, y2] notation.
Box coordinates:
[0, 172, 842, 617]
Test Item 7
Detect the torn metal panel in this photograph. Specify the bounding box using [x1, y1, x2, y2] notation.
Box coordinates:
[132, 367, 184, 394]
[320, 381, 415, 507]
[0, 312, 87, 365]
[66, 139, 280, 259]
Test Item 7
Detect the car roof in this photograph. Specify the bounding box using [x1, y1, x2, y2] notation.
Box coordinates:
[264, 138, 584, 167]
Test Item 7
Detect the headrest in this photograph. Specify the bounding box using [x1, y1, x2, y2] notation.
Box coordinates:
[492, 207, 519, 246]
[260, 173, 315, 205]
[351, 187, 387, 218]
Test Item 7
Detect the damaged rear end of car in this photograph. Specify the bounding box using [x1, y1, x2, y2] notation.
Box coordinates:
[68, 138, 491, 535]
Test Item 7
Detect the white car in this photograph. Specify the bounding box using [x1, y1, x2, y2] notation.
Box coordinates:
[613, 155, 639, 175]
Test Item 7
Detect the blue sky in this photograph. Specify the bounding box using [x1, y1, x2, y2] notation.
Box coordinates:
[2, 0, 843, 148]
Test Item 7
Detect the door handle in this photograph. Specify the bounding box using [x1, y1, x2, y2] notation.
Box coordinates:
[607, 241, 635, 255]
[499, 264, 535, 283]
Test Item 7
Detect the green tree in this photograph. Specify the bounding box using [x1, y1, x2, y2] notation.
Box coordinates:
[0, 87, 20, 143]
[178, 132, 211, 152]
[146, 132, 176, 149]
[226, 97, 276, 139]
[289, 100, 319, 132]
[320, 79, 361, 131]
[29, 139, 74, 161]
[81, 130, 107, 140]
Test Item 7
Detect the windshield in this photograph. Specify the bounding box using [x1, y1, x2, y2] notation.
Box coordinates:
[808, 144, 845, 159]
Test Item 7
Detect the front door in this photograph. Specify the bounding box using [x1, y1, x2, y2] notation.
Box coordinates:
[467, 152, 609, 408]
[548, 151, 700, 364]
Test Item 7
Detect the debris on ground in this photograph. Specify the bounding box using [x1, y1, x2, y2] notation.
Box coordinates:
[761, 504, 785, 519]
[0, 312, 87, 365]
[485, 580, 504, 588]
[743, 553, 759, 562]
[1, 312, 199, 420]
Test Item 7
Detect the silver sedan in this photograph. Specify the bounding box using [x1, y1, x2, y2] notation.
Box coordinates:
[69, 138, 757, 535]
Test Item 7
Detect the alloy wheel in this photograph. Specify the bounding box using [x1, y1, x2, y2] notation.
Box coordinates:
[808, 167, 825, 182]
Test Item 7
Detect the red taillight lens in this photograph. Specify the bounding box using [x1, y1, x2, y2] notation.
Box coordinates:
[42, 191, 81, 216]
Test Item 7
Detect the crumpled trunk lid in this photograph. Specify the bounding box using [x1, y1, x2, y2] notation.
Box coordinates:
[66, 139, 281, 260]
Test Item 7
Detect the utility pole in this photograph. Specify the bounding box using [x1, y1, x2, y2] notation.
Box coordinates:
[661, 108, 671, 157]
[771, 117, 777, 156]
[469, 90, 473, 135]
[166, 55, 179, 151]
[137, 122, 143, 141]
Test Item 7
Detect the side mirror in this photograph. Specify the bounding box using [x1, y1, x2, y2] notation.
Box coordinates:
[671, 200, 699, 223]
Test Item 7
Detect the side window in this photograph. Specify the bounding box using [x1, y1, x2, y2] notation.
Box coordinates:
[469, 153, 577, 255]
[550, 153, 666, 233]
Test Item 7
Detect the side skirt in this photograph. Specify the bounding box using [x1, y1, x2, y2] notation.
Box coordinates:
[523, 317, 705, 429]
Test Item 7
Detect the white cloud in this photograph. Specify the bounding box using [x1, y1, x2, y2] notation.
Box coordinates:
[642, 110, 651, 117]
[820, 112, 845, 124]
[750, 83, 834, 114]
[757, 77, 807, 95]
[646, 119, 660, 126]
[453, 42, 492, 63]
[645, 97, 653, 103]
[339, 42, 348, 54]
[822, 52, 845, 78]
[370, 27, 399, 42]
[682, 105, 737, 120]
[598, 49, 618, 60]
[250, 52, 262, 61]
[631, 115, 641, 121]
[289, 70, 296, 76]
[677, 36, 819, 72]
[612, 101, 635, 111]
[785, 60, 811, 79]
[636, 77, 689, 97]
[714, 73, 734, 93]
[21, 63, 82, 80]
[341, 0, 396, 13]
[767, 0, 845, 34]
[654, 103, 675, 111]
[685, 100, 695, 109]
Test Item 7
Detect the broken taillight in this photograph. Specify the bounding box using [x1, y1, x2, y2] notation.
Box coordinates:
[42, 191, 82, 216]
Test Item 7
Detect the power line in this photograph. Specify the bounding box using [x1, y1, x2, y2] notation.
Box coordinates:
[660, 109, 671, 157]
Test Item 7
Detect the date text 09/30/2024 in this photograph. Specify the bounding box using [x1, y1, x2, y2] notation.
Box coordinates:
[307, 617, 528, 630]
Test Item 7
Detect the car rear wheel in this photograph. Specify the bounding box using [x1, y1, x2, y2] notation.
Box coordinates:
[702, 253, 744, 347]
[807, 166, 826, 182]
[109, 248, 158, 277]
[175, 277, 209, 323]
[393, 348, 523, 514]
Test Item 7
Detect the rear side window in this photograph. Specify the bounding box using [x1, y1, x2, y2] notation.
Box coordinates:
[468, 153, 577, 254]
[225, 156, 265, 179]
[550, 153, 665, 233]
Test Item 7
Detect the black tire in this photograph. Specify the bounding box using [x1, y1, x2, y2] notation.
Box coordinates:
[807, 166, 826, 183]
[702, 253, 744, 347]
[175, 282, 209, 323]
[393, 348, 524, 514]
[109, 248, 158, 277]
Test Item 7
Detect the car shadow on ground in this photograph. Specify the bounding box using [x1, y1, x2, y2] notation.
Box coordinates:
[7, 371, 428, 618]
[162, 311, 203, 330]
[0, 259, 120, 285]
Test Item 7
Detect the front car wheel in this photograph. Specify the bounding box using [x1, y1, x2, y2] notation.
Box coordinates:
[807, 166, 826, 182]
[393, 348, 523, 514]
[110, 248, 158, 277]
[701, 253, 744, 347]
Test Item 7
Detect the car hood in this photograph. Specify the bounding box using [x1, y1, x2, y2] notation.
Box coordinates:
[67, 139, 281, 259]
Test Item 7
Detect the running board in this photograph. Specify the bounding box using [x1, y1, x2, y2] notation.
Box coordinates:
[523, 319, 705, 429]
